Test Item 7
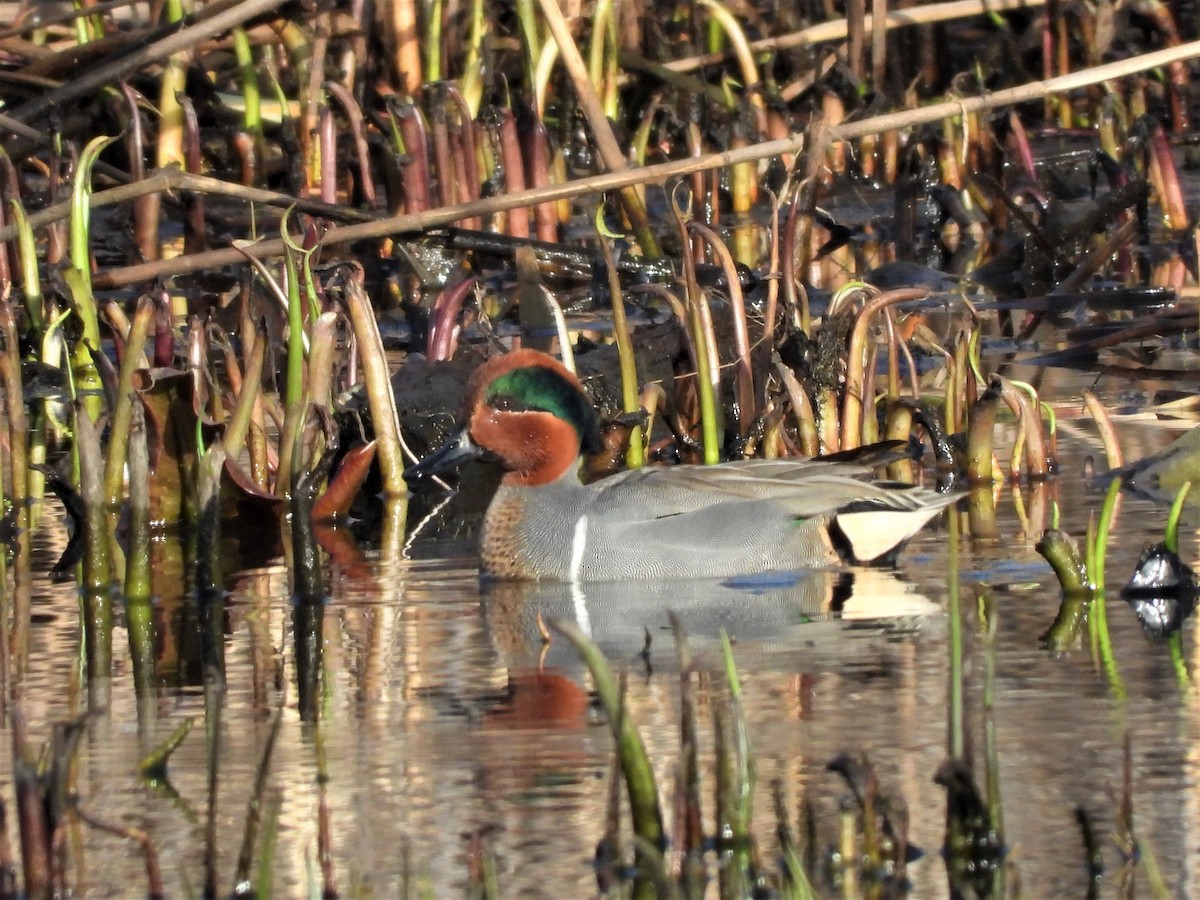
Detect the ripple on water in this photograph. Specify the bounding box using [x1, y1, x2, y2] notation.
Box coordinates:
[5, 412, 1200, 895]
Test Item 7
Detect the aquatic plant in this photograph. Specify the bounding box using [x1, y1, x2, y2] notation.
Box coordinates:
[0, 0, 1196, 893]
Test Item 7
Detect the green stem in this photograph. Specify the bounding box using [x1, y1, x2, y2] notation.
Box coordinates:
[224, 323, 266, 462]
[551, 618, 664, 855]
[672, 193, 721, 463]
[138, 719, 193, 781]
[979, 591, 1006, 899]
[9, 199, 42, 336]
[459, 0, 486, 115]
[595, 217, 642, 467]
[233, 28, 261, 129]
[1035, 529, 1090, 595]
[156, 0, 187, 173]
[718, 630, 755, 891]
[103, 297, 154, 507]
[255, 799, 281, 897]
[1092, 478, 1125, 698]
[588, 0, 612, 109]
[233, 27, 263, 152]
[1169, 631, 1190, 692]
[515, 0, 540, 91]
[124, 397, 154, 718]
[1093, 477, 1122, 593]
[1164, 481, 1192, 554]
[280, 218, 308, 410]
[947, 503, 964, 760]
[425, 0, 444, 82]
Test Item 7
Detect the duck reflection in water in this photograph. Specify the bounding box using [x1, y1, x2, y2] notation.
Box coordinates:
[482, 567, 943, 673]
[484, 668, 589, 730]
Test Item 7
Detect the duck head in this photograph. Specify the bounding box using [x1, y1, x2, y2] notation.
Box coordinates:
[405, 349, 604, 487]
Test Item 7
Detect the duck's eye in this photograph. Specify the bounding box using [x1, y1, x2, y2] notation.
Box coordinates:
[488, 393, 533, 413]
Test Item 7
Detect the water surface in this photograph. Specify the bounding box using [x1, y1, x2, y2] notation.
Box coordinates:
[7, 398, 1200, 897]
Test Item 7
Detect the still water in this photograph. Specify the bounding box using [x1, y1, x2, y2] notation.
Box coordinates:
[7, 404, 1200, 897]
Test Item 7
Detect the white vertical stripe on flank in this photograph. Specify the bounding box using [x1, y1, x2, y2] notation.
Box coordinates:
[571, 582, 591, 636]
[568, 514, 589, 582]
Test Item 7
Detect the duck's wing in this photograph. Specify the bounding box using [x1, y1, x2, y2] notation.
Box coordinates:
[585, 464, 960, 569]
[587, 460, 954, 521]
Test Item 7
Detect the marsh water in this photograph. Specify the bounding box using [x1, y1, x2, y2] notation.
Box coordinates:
[4, 361, 1200, 897]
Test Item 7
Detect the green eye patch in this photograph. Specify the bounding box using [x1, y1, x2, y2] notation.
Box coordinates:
[487, 366, 603, 454]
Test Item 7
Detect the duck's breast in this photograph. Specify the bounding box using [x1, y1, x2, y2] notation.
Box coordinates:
[481, 479, 589, 580]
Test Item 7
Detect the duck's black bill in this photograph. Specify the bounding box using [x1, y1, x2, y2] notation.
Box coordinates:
[404, 428, 482, 480]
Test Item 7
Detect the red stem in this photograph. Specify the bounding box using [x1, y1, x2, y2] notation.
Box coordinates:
[430, 100, 455, 209]
[427, 275, 477, 361]
[495, 107, 529, 238]
[324, 80, 378, 208]
[179, 95, 207, 254]
[319, 105, 337, 205]
[525, 118, 558, 243]
[392, 98, 431, 213]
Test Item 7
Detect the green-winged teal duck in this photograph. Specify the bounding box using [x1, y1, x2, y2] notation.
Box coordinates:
[405, 349, 959, 581]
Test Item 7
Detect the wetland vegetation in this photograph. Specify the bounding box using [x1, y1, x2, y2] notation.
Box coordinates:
[0, 0, 1198, 895]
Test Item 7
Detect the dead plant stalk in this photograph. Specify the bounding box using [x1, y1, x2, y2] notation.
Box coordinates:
[66, 39, 1200, 289]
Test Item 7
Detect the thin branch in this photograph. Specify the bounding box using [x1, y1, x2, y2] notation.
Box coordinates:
[4, 0, 287, 128]
[0, 167, 376, 243]
[64, 37, 1200, 288]
[638, 0, 1051, 74]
